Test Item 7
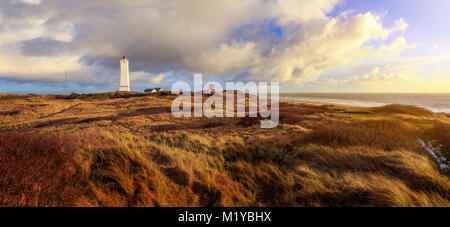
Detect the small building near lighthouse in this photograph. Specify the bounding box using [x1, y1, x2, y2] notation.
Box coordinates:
[119, 56, 130, 92]
[204, 84, 215, 95]
[144, 88, 164, 94]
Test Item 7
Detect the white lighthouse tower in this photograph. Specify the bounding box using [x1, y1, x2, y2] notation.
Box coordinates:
[119, 56, 130, 91]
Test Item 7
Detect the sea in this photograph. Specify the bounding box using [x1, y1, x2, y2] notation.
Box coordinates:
[280, 93, 450, 113]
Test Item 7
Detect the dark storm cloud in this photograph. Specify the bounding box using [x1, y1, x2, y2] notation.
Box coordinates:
[20, 37, 69, 56]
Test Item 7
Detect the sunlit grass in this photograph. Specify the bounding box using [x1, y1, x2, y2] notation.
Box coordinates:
[0, 93, 449, 207]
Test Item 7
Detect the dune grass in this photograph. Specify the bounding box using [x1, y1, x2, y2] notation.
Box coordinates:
[303, 119, 420, 151]
[0, 94, 449, 207]
[371, 104, 436, 117]
[0, 132, 84, 206]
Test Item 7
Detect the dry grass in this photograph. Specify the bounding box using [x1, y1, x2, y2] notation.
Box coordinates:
[303, 119, 420, 151]
[371, 104, 435, 117]
[0, 93, 449, 207]
[0, 132, 85, 206]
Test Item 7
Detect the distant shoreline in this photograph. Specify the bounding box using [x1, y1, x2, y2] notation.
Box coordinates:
[279, 93, 450, 114]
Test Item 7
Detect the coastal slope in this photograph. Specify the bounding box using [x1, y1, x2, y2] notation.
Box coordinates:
[0, 92, 449, 207]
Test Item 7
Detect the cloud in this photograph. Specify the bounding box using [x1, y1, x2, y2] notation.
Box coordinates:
[373, 37, 416, 58]
[272, 0, 339, 25]
[20, 37, 70, 56]
[149, 73, 165, 84]
[184, 41, 259, 75]
[245, 12, 409, 83]
[0, 47, 85, 82]
[344, 63, 418, 85]
[392, 18, 409, 33]
[19, 0, 43, 4]
[131, 71, 165, 85]
[0, 0, 416, 89]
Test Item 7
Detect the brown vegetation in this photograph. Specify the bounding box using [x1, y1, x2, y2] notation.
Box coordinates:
[0, 93, 449, 207]
[0, 132, 85, 206]
[303, 119, 420, 151]
[371, 104, 435, 117]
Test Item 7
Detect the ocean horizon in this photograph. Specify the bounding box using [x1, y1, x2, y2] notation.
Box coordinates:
[280, 93, 450, 113]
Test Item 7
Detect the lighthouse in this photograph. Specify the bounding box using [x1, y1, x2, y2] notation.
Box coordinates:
[119, 56, 130, 91]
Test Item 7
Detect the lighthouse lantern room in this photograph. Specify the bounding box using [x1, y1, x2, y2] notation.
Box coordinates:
[119, 56, 130, 92]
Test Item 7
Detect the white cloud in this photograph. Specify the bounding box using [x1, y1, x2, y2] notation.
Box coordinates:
[0, 0, 421, 89]
[245, 12, 409, 83]
[392, 18, 409, 33]
[150, 73, 165, 84]
[131, 71, 165, 85]
[371, 66, 380, 75]
[339, 62, 421, 86]
[15, 0, 42, 4]
[373, 37, 416, 58]
[0, 47, 85, 82]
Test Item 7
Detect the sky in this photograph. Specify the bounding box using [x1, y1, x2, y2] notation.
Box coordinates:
[0, 0, 449, 94]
